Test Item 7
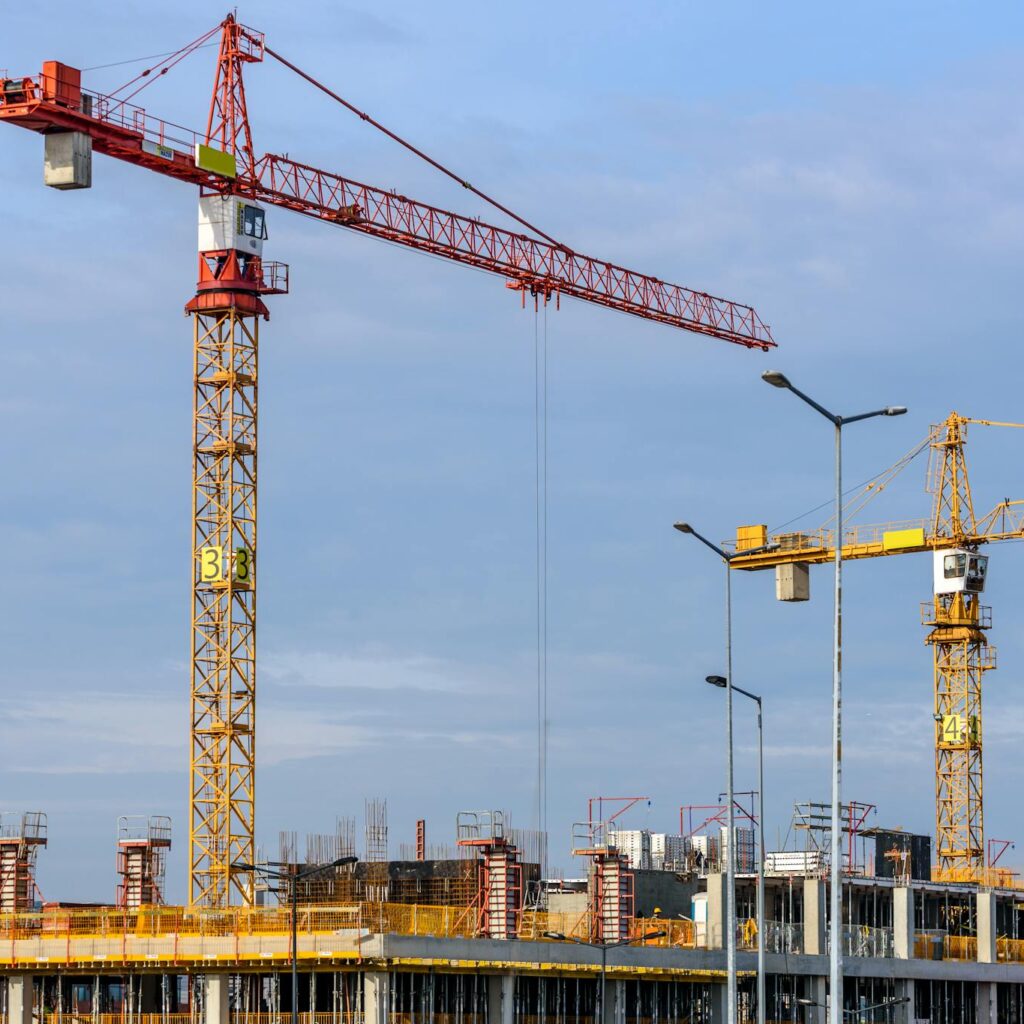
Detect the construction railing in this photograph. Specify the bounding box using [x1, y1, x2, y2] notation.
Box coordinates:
[232, 1014, 363, 1024]
[0, 903, 702, 948]
[826, 925, 893, 958]
[998, 937, 1024, 963]
[944, 935, 978, 961]
[629, 917, 697, 948]
[519, 910, 592, 942]
[0, 903, 482, 943]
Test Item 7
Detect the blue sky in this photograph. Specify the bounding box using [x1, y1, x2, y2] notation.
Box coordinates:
[4, 2, 1024, 902]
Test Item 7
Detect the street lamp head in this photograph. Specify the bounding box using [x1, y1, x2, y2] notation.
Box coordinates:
[231, 862, 257, 872]
[331, 856, 358, 868]
[761, 369, 792, 389]
[543, 931, 567, 941]
[884, 406, 908, 416]
[640, 930, 666, 941]
[673, 522, 693, 534]
[705, 675, 728, 689]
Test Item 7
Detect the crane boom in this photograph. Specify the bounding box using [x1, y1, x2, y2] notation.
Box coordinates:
[0, 69, 773, 349]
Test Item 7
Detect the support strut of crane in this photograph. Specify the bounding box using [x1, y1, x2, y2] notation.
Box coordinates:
[0, 14, 775, 906]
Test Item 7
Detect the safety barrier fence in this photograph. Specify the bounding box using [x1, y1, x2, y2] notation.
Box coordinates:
[998, 937, 1024, 962]
[913, 933, 977, 961]
[0, 906, 696, 950]
[826, 926, 893, 959]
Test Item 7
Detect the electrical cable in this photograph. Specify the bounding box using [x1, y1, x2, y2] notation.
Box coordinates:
[263, 45, 572, 252]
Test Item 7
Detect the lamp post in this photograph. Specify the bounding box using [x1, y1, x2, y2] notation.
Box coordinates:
[707, 675, 765, 1024]
[673, 522, 777, 1024]
[543, 931, 666, 1024]
[762, 369, 906, 1024]
[234, 856, 358, 1024]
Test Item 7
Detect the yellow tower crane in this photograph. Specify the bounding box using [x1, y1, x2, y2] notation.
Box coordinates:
[729, 412, 1024, 883]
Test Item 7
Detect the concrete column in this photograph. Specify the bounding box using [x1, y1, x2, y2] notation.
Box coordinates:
[139, 976, 160, 1014]
[363, 972, 389, 1024]
[802, 879, 827, 956]
[893, 884, 915, 959]
[895, 979, 914, 1024]
[7, 975, 35, 1024]
[601, 979, 625, 1024]
[977, 891, 997, 964]
[707, 982, 729, 1024]
[706, 872, 727, 950]
[486, 975, 514, 1024]
[204, 975, 230, 1024]
[977, 980, 998, 1024]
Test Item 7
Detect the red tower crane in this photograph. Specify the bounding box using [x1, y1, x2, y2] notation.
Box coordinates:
[0, 15, 776, 908]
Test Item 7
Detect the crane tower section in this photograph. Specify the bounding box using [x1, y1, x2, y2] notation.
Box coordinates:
[185, 194, 285, 906]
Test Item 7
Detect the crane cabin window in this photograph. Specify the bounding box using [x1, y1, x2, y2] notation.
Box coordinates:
[241, 204, 267, 239]
[944, 553, 966, 580]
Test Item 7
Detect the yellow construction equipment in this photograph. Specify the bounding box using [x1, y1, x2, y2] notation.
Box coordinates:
[730, 412, 1024, 882]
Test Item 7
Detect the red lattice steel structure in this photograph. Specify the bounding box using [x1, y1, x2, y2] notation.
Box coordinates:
[0, 20, 774, 351]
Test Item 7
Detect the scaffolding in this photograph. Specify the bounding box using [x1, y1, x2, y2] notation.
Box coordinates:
[571, 821, 634, 942]
[0, 811, 47, 912]
[456, 811, 523, 940]
[116, 816, 171, 908]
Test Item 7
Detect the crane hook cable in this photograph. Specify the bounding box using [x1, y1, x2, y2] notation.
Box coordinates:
[263, 45, 572, 253]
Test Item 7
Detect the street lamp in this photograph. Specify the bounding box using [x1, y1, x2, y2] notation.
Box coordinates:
[762, 369, 905, 1024]
[797, 995, 910, 1021]
[543, 931, 666, 1024]
[674, 521, 776, 1024]
[234, 856, 358, 1024]
[706, 674, 766, 1024]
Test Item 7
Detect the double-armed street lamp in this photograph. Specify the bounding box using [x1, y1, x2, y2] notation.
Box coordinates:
[673, 521, 776, 1024]
[797, 995, 910, 1022]
[234, 856, 359, 1024]
[762, 370, 905, 1024]
[543, 931, 667, 1024]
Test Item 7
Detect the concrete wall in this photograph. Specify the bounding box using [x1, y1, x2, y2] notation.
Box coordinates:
[632, 869, 700, 919]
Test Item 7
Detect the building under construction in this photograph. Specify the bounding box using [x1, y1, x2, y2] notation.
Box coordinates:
[5, 798, 1024, 1024]
[3, 10, 1024, 1024]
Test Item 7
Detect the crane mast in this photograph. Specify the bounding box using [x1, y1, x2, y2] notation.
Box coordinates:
[0, 15, 775, 906]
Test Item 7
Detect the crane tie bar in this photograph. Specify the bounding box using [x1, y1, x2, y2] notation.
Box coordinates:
[263, 45, 572, 253]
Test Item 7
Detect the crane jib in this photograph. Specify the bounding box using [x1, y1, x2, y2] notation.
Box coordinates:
[0, 71, 774, 351]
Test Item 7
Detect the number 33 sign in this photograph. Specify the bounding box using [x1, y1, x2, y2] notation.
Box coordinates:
[200, 545, 252, 583]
